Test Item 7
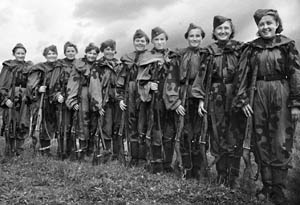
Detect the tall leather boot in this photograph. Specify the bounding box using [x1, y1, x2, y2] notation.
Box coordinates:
[78, 140, 87, 161]
[216, 155, 228, 185]
[41, 139, 51, 157]
[130, 141, 139, 167]
[228, 156, 241, 189]
[112, 134, 119, 161]
[16, 139, 25, 156]
[151, 145, 163, 174]
[102, 139, 112, 163]
[163, 141, 174, 172]
[138, 134, 147, 161]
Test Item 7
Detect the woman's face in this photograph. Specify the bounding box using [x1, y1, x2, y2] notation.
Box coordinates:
[152, 33, 167, 50]
[187, 28, 203, 48]
[46, 50, 58, 62]
[213, 20, 232, 41]
[65, 46, 77, 60]
[86, 49, 98, 62]
[14, 48, 26, 62]
[103, 47, 115, 60]
[258, 15, 278, 39]
[134, 37, 147, 52]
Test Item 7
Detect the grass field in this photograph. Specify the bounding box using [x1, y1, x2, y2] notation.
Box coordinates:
[0, 135, 298, 205]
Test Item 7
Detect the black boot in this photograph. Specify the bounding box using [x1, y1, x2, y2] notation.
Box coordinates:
[41, 139, 51, 157]
[130, 141, 139, 167]
[151, 145, 163, 174]
[112, 135, 119, 161]
[138, 134, 147, 161]
[16, 139, 25, 156]
[228, 156, 241, 189]
[78, 140, 87, 161]
[163, 141, 174, 172]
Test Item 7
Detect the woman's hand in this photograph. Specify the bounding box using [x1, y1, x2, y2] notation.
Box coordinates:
[73, 104, 79, 111]
[176, 105, 185, 116]
[38, 86, 47, 93]
[291, 107, 300, 122]
[57, 94, 64, 103]
[198, 100, 207, 117]
[99, 108, 105, 116]
[5, 99, 13, 108]
[119, 100, 127, 111]
[150, 82, 158, 91]
[242, 104, 253, 118]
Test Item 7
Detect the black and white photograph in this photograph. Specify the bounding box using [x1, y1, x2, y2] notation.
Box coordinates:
[0, 0, 300, 204]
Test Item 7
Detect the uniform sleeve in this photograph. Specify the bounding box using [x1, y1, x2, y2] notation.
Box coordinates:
[115, 64, 127, 101]
[26, 69, 42, 104]
[89, 67, 103, 112]
[0, 65, 12, 107]
[163, 56, 181, 110]
[231, 46, 253, 109]
[191, 54, 210, 100]
[49, 67, 63, 103]
[287, 41, 300, 107]
[65, 68, 80, 109]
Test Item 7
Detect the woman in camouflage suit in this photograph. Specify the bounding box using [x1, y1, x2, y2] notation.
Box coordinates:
[56, 42, 78, 158]
[66, 43, 99, 160]
[164, 23, 206, 179]
[0, 43, 33, 156]
[27, 45, 62, 156]
[234, 9, 300, 204]
[89, 39, 122, 161]
[117, 29, 150, 166]
[192, 16, 244, 187]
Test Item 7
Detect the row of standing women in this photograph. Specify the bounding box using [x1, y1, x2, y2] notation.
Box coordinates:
[1, 9, 300, 204]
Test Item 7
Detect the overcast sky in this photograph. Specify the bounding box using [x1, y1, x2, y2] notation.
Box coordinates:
[0, 0, 300, 63]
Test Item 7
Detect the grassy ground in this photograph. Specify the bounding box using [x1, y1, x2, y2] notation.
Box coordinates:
[0, 136, 296, 205]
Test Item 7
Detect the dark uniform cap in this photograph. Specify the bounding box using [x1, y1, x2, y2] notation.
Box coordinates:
[85, 43, 100, 54]
[253, 9, 283, 33]
[133, 29, 150, 44]
[43, 45, 57, 57]
[213, 15, 232, 30]
[100, 39, 116, 52]
[64, 41, 78, 53]
[151, 26, 168, 40]
[12, 43, 26, 54]
[184, 23, 205, 39]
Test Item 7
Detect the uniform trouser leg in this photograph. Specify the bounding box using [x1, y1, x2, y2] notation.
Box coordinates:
[163, 110, 175, 171]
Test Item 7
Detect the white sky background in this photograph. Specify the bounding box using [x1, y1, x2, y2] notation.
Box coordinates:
[0, 0, 299, 63]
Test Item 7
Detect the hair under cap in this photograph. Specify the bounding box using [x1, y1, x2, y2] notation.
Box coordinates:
[253, 9, 283, 33]
[133, 29, 150, 44]
[100, 39, 116, 52]
[151, 27, 168, 40]
[213, 15, 232, 30]
[64, 41, 78, 54]
[43, 45, 57, 57]
[184, 23, 205, 39]
[12, 43, 26, 54]
[85, 43, 100, 54]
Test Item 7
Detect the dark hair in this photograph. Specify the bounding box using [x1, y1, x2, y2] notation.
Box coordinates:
[85, 43, 100, 54]
[185, 28, 205, 39]
[64, 41, 78, 54]
[256, 14, 283, 37]
[212, 20, 235, 41]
